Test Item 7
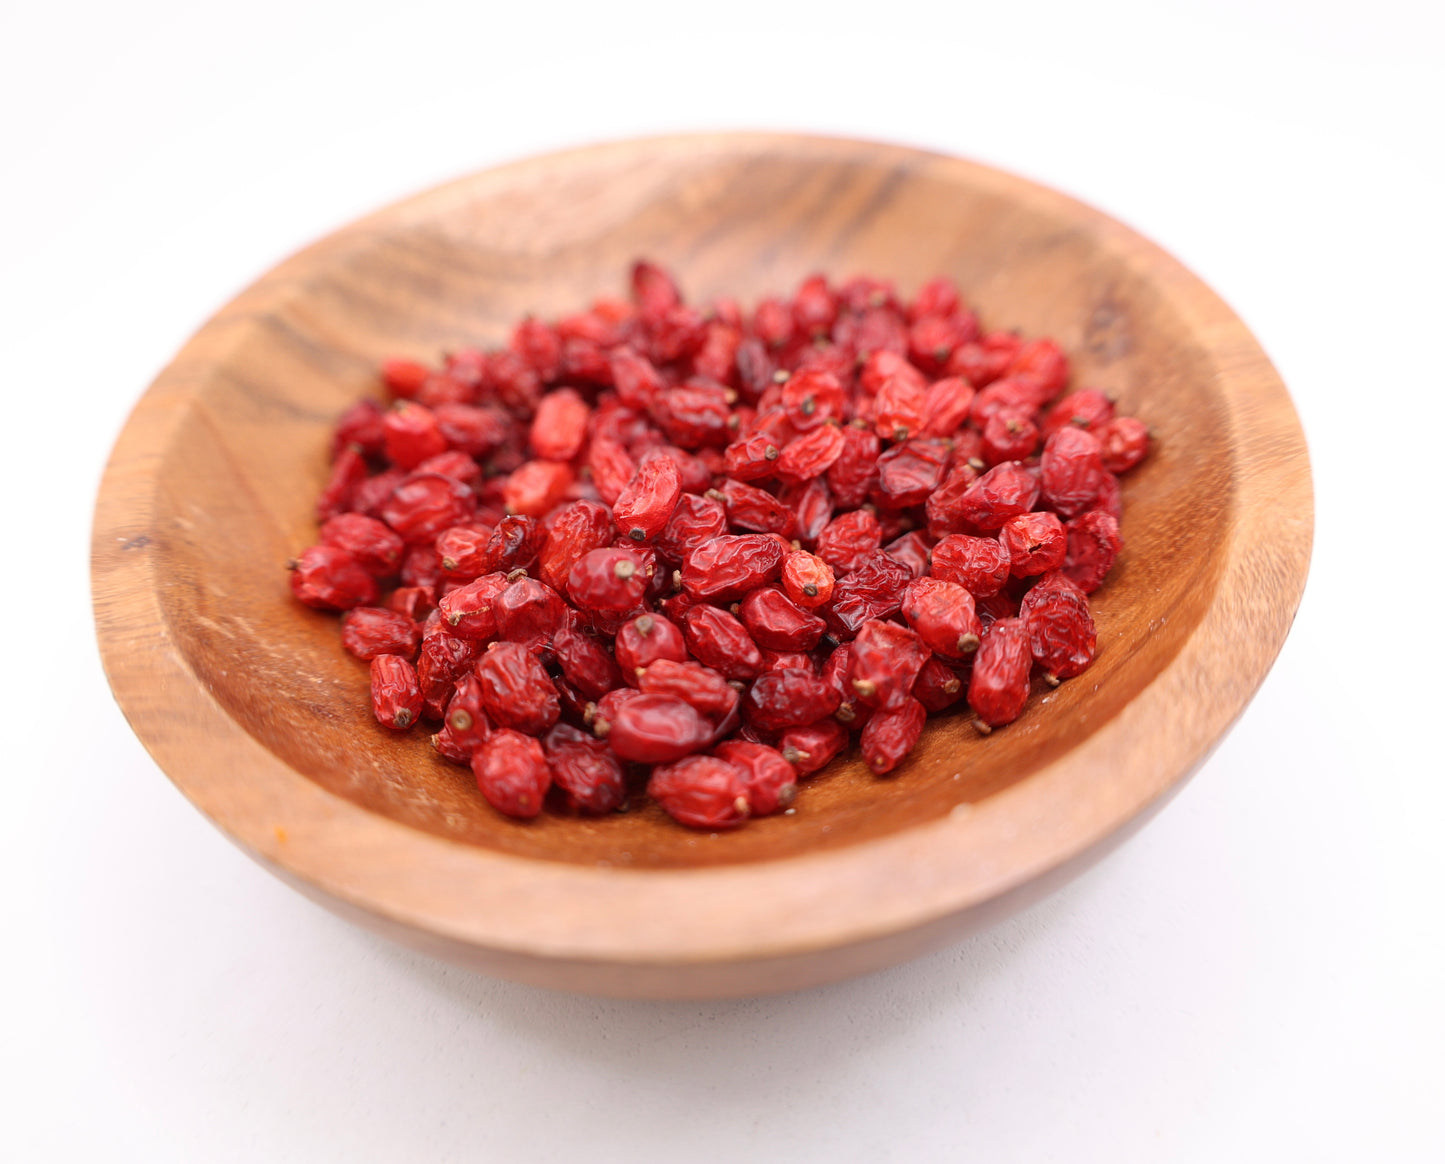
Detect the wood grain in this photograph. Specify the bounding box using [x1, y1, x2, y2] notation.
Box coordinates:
[92, 134, 1312, 997]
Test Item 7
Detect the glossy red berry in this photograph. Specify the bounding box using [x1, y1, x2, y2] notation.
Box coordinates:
[860, 697, 926, 775]
[999, 511, 1068, 577]
[899, 577, 982, 659]
[475, 641, 560, 734]
[289, 545, 378, 610]
[967, 617, 1032, 728]
[340, 607, 420, 660]
[713, 740, 797, 815]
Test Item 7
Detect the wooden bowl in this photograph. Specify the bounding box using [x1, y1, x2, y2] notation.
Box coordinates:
[92, 134, 1311, 998]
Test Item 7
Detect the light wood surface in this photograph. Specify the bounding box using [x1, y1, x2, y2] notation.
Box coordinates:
[92, 133, 1312, 997]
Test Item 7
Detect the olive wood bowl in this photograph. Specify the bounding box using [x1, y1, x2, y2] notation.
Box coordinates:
[93, 134, 1312, 998]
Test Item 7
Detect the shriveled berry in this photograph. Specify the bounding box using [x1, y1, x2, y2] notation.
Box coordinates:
[713, 740, 797, 815]
[1000, 511, 1067, 577]
[1040, 426, 1105, 518]
[586, 436, 637, 506]
[382, 357, 430, 399]
[873, 373, 927, 441]
[648, 755, 750, 829]
[782, 549, 835, 609]
[438, 572, 509, 640]
[680, 534, 785, 603]
[981, 410, 1040, 466]
[744, 668, 841, 733]
[352, 468, 406, 520]
[655, 492, 729, 564]
[614, 455, 682, 542]
[930, 533, 1012, 597]
[289, 545, 378, 610]
[472, 729, 551, 819]
[381, 472, 476, 545]
[435, 524, 494, 580]
[1042, 389, 1114, 438]
[416, 449, 483, 492]
[1007, 336, 1069, 400]
[781, 368, 846, 431]
[537, 500, 613, 593]
[712, 479, 796, 537]
[816, 508, 882, 575]
[776, 423, 846, 480]
[954, 461, 1040, 531]
[826, 424, 881, 509]
[650, 382, 732, 448]
[341, 607, 420, 660]
[883, 530, 932, 578]
[551, 622, 623, 699]
[386, 585, 434, 621]
[370, 654, 423, 730]
[316, 512, 404, 578]
[778, 718, 850, 776]
[924, 464, 982, 539]
[900, 578, 982, 659]
[434, 402, 509, 458]
[967, 617, 1032, 727]
[543, 722, 626, 814]
[475, 641, 560, 734]
[478, 514, 542, 575]
[613, 613, 688, 680]
[724, 431, 784, 481]
[638, 659, 737, 720]
[416, 632, 479, 720]
[1063, 510, 1122, 594]
[849, 619, 932, 709]
[567, 546, 653, 612]
[607, 694, 715, 763]
[873, 439, 950, 508]
[439, 673, 492, 753]
[823, 550, 913, 635]
[1021, 572, 1097, 679]
[860, 697, 926, 775]
[920, 376, 976, 438]
[913, 655, 966, 711]
[494, 576, 567, 644]
[682, 604, 764, 680]
[1099, 416, 1149, 474]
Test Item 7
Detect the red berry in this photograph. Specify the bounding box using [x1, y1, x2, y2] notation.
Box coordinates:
[713, 740, 797, 816]
[647, 755, 749, 829]
[849, 619, 932, 709]
[638, 659, 737, 720]
[567, 546, 653, 612]
[860, 697, 926, 775]
[384, 401, 448, 469]
[543, 723, 625, 814]
[472, 729, 551, 819]
[680, 534, 785, 603]
[681, 604, 764, 680]
[782, 550, 835, 609]
[340, 607, 420, 660]
[999, 511, 1067, 577]
[605, 693, 715, 763]
[778, 719, 850, 775]
[1063, 510, 1123, 594]
[967, 618, 1032, 728]
[370, 654, 423, 730]
[900, 578, 982, 659]
[475, 641, 560, 734]
[738, 587, 827, 652]
[614, 455, 683, 543]
[1099, 416, 1149, 474]
[1039, 426, 1105, 518]
[744, 668, 841, 733]
[614, 613, 688, 680]
[289, 545, 378, 610]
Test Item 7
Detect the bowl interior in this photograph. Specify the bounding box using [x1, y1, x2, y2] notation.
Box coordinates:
[149, 142, 1231, 870]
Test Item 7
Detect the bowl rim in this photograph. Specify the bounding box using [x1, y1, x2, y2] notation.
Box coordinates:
[92, 131, 1312, 971]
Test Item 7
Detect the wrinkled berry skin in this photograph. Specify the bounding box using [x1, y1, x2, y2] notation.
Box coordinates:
[967, 618, 1032, 727]
[1063, 510, 1123, 594]
[567, 546, 653, 612]
[860, 697, 926, 775]
[341, 606, 420, 660]
[1040, 426, 1105, 517]
[475, 641, 560, 734]
[647, 756, 750, 829]
[713, 740, 797, 816]
[849, 619, 932, 709]
[614, 456, 682, 543]
[1021, 572, 1097, 679]
[614, 613, 688, 680]
[638, 659, 737, 720]
[320, 513, 405, 576]
[543, 723, 625, 814]
[899, 578, 982, 660]
[779, 719, 850, 776]
[744, 668, 842, 733]
[1000, 511, 1067, 577]
[930, 535, 1011, 598]
[290, 545, 378, 610]
[681, 605, 764, 679]
[370, 654, 423, 730]
[472, 729, 551, 819]
[538, 500, 614, 593]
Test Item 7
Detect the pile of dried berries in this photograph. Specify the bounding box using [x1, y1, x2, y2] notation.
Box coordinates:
[290, 263, 1149, 828]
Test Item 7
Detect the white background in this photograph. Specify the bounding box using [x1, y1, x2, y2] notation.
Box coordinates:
[2, 1, 1442, 1160]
